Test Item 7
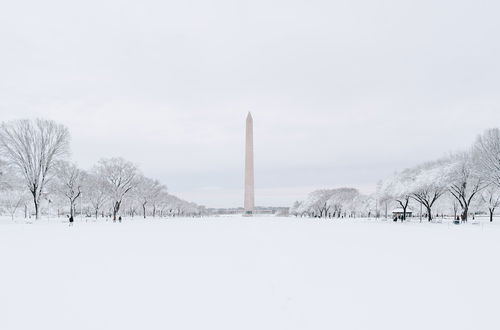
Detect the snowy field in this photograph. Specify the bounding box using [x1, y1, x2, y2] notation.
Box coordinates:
[1, 216, 500, 330]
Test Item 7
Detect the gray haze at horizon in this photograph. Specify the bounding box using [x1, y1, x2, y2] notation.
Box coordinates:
[1, 0, 499, 207]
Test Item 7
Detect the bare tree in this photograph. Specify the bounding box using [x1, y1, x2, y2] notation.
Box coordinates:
[0, 167, 29, 221]
[0, 119, 70, 219]
[408, 161, 448, 221]
[479, 185, 500, 222]
[348, 194, 377, 218]
[95, 157, 139, 221]
[300, 189, 335, 218]
[475, 128, 500, 188]
[124, 194, 140, 218]
[327, 188, 359, 218]
[159, 194, 186, 217]
[85, 172, 109, 219]
[0, 160, 7, 188]
[53, 161, 86, 218]
[2, 192, 29, 220]
[158, 194, 171, 218]
[293, 188, 374, 219]
[151, 190, 168, 218]
[380, 170, 412, 220]
[313, 190, 335, 218]
[136, 176, 166, 219]
[49, 194, 67, 218]
[447, 152, 487, 221]
[376, 180, 394, 220]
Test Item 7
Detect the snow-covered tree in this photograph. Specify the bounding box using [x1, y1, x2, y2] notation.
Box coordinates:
[94, 157, 139, 221]
[376, 180, 395, 219]
[475, 128, 500, 189]
[0, 160, 7, 189]
[1, 189, 29, 220]
[290, 201, 301, 217]
[0, 167, 29, 220]
[350, 194, 378, 218]
[49, 193, 67, 218]
[380, 170, 412, 220]
[169, 195, 185, 216]
[136, 176, 166, 219]
[183, 202, 200, 217]
[84, 172, 109, 219]
[407, 160, 449, 221]
[197, 205, 208, 217]
[327, 188, 360, 217]
[446, 152, 487, 221]
[152, 190, 169, 217]
[157, 194, 199, 217]
[300, 190, 335, 217]
[151, 192, 171, 217]
[295, 188, 370, 218]
[479, 185, 500, 222]
[53, 161, 86, 218]
[123, 194, 140, 218]
[0, 119, 70, 219]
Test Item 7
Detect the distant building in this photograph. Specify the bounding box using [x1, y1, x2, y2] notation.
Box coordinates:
[207, 206, 289, 216]
[392, 208, 413, 218]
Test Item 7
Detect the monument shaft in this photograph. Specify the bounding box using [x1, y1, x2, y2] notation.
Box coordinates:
[244, 113, 254, 215]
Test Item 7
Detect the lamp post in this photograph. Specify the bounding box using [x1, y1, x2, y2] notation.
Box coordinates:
[420, 203, 423, 222]
[48, 199, 51, 222]
[41, 192, 51, 222]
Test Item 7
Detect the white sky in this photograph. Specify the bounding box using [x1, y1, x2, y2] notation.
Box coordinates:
[1, 0, 499, 207]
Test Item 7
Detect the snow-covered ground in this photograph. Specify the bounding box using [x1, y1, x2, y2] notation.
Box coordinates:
[1, 216, 499, 330]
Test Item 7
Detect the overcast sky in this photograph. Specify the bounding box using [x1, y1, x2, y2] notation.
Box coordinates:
[1, 0, 499, 207]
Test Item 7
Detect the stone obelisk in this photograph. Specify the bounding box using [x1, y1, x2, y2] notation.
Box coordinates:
[244, 112, 255, 216]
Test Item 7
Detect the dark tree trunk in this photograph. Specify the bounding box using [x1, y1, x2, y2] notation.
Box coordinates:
[32, 192, 39, 220]
[397, 199, 409, 221]
[462, 206, 469, 221]
[34, 201, 39, 220]
[113, 201, 121, 221]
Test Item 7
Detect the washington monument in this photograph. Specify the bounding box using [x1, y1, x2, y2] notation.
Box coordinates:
[244, 112, 255, 216]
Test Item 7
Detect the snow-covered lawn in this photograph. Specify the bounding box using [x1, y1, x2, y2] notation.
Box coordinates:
[1, 216, 499, 330]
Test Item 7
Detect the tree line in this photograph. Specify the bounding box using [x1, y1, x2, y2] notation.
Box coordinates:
[0, 119, 205, 221]
[291, 128, 500, 222]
